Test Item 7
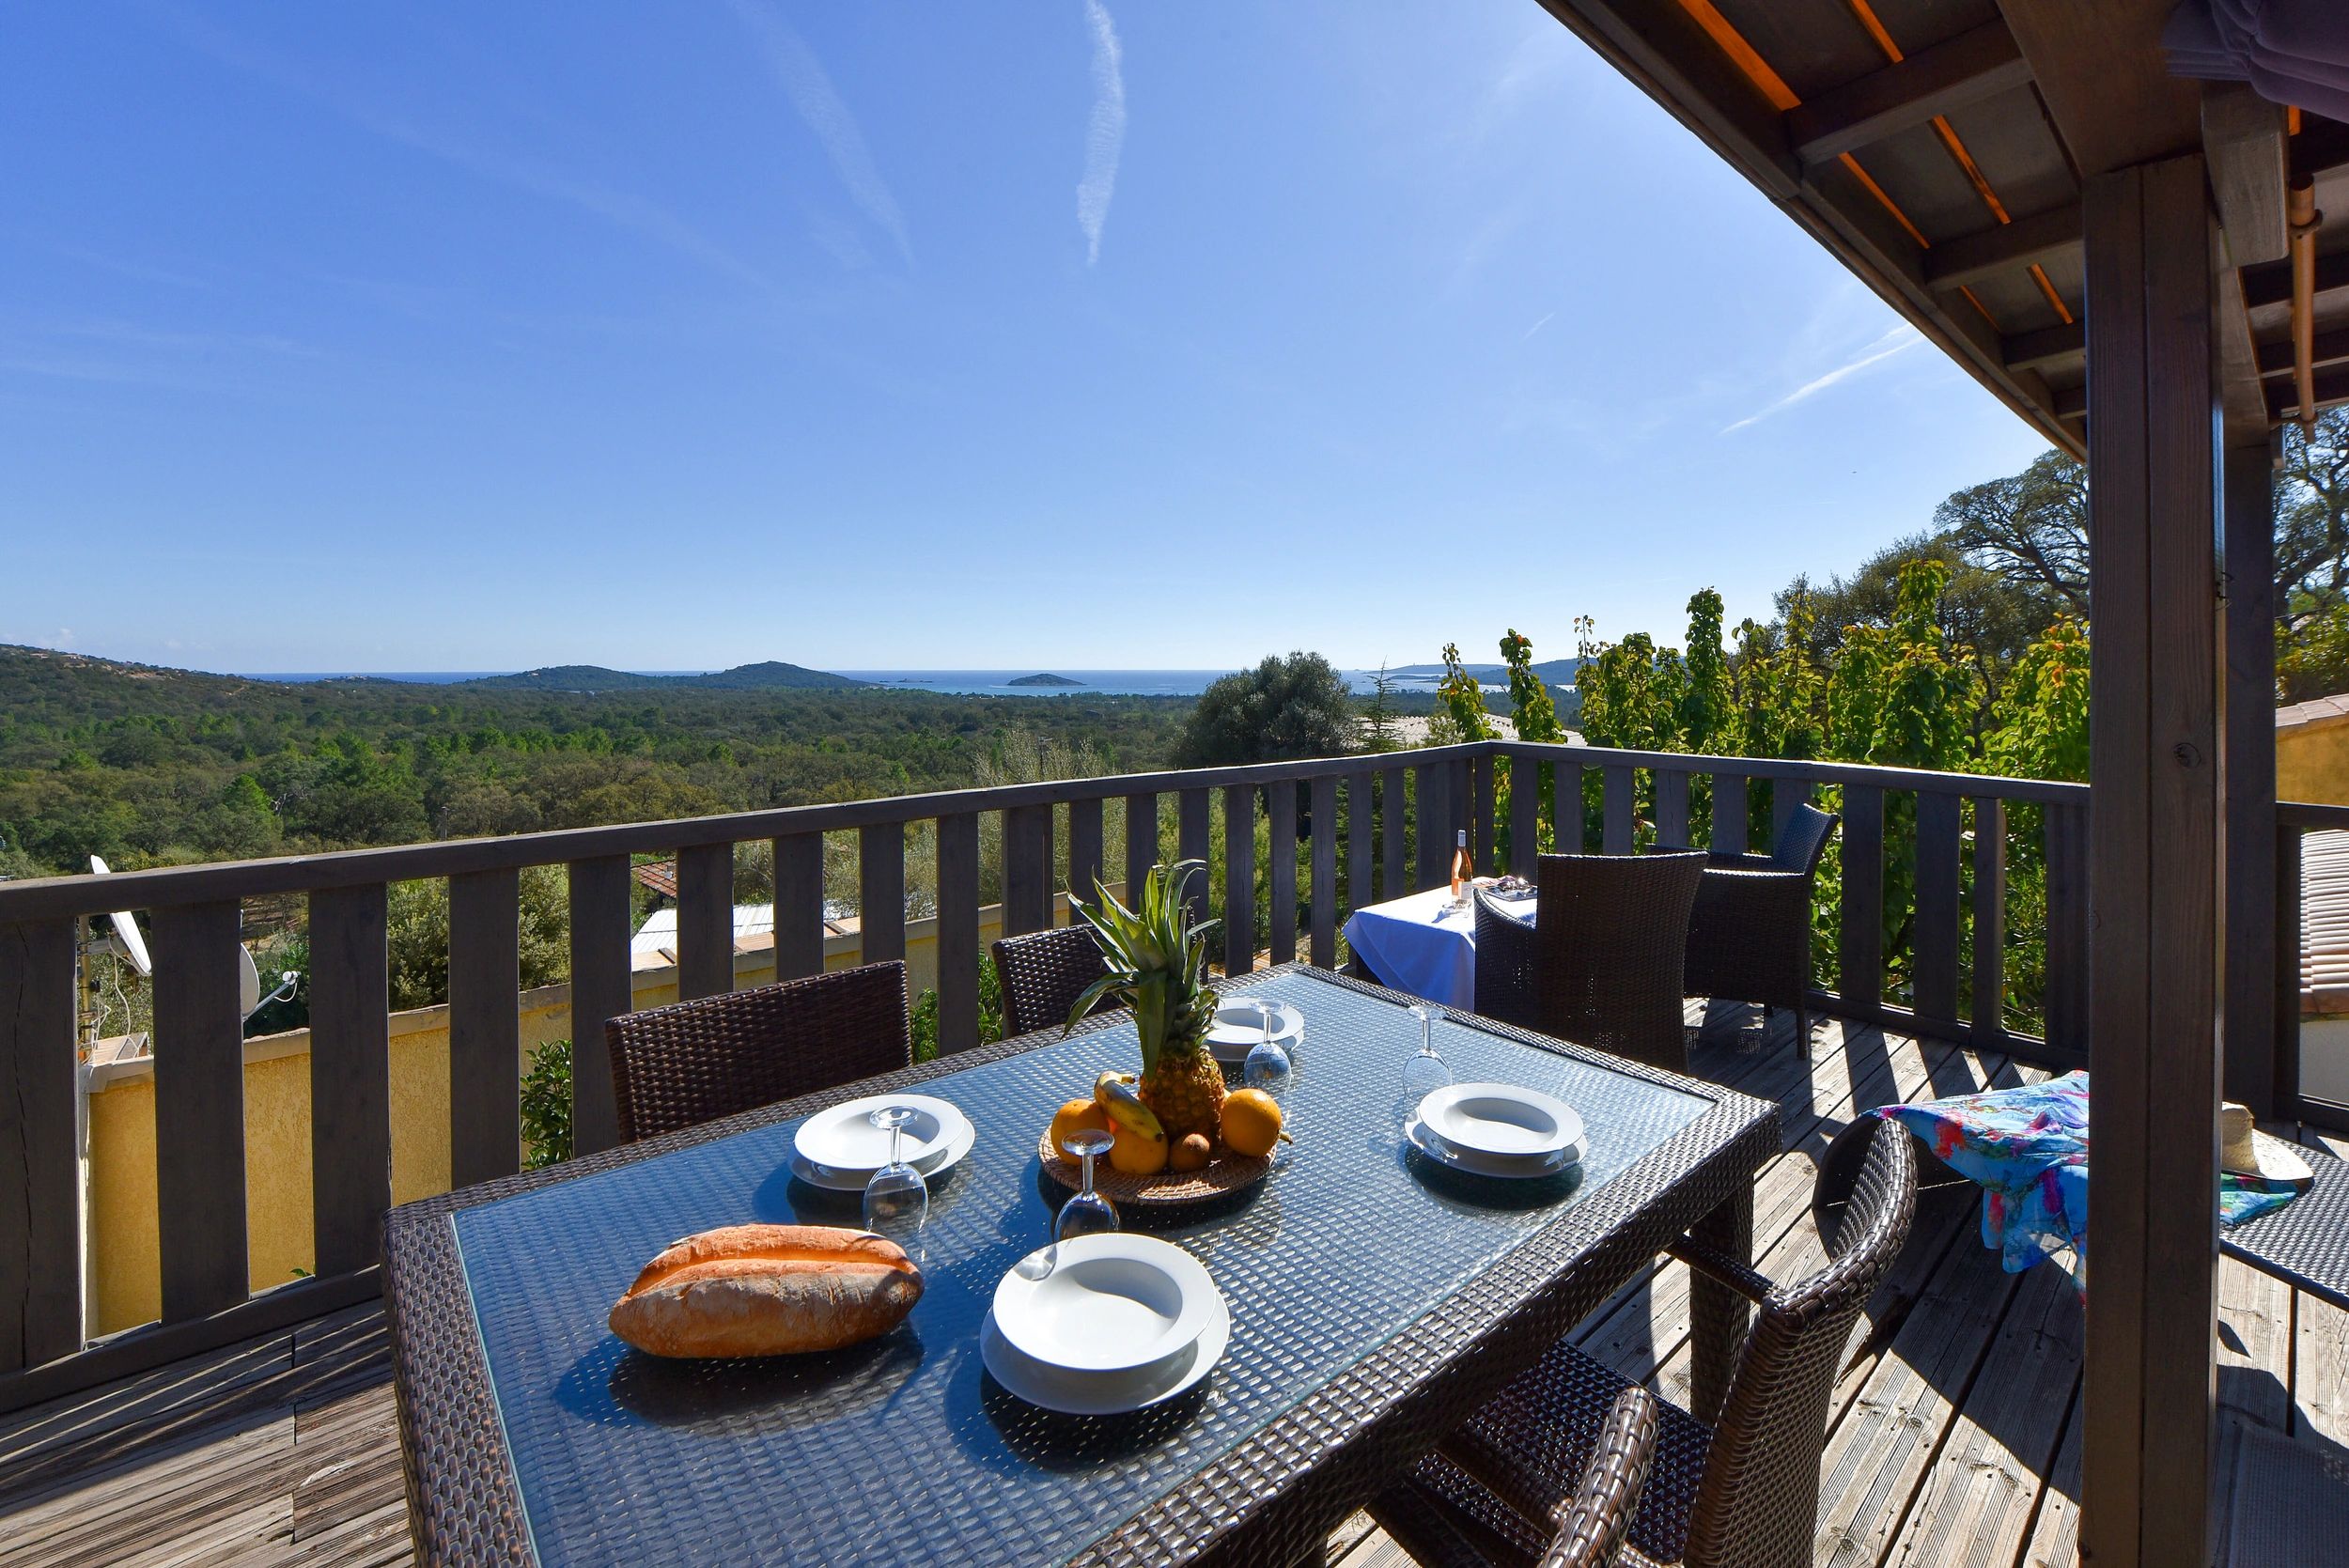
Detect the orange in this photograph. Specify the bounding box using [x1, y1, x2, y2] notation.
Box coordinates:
[1107, 1121, 1170, 1176]
[1048, 1097, 1111, 1157]
[1221, 1089, 1283, 1157]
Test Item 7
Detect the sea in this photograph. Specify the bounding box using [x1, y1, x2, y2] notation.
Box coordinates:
[239, 668, 1469, 696]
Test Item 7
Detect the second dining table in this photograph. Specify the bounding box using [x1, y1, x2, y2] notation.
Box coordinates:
[383, 964, 1777, 1568]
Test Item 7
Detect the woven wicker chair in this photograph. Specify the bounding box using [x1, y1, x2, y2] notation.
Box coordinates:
[1473, 852, 1707, 1074]
[606, 960, 910, 1143]
[1669, 804, 1839, 1049]
[1367, 1118, 1918, 1568]
[990, 924, 1112, 1038]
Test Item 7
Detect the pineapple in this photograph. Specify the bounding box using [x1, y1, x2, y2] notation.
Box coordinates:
[1067, 861, 1227, 1145]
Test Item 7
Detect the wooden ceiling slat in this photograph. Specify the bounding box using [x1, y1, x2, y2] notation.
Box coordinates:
[2242, 248, 2349, 311]
[1708, 0, 1885, 98]
[1935, 91, 2081, 235]
[1845, 119, 2007, 241]
[2255, 328, 2349, 379]
[1785, 21, 2032, 166]
[2004, 320, 2085, 371]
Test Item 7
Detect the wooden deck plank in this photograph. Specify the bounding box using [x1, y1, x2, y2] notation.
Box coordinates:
[2298, 1292, 2349, 1447]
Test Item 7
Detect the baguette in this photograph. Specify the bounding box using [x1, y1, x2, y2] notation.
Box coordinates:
[608, 1224, 924, 1358]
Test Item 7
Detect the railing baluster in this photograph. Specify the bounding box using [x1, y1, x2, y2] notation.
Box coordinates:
[771, 834, 826, 981]
[1416, 764, 1449, 892]
[1601, 766, 1635, 854]
[1067, 797, 1104, 908]
[1711, 773, 1749, 854]
[1223, 784, 1256, 975]
[448, 867, 521, 1187]
[2277, 824, 2303, 1113]
[568, 856, 632, 1156]
[1970, 797, 2007, 1045]
[1178, 788, 1211, 928]
[1, 918, 82, 1370]
[1553, 756, 1585, 852]
[935, 813, 980, 1054]
[1772, 777, 1812, 849]
[307, 884, 390, 1280]
[1509, 753, 1540, 875]
[2045, 801, 2090, 1054]
[1310, 775, 1338, 968]
[676, 842, 735, 1001]
[1268, 781, 1299, 964]
[1840, 785, 1885, 1011]
[859, 823, 908, 963]
[1381, 766, 1408, 898]
[1124, 793, 1158, 899]
[1002, 805, 1050, 937]
[1655, 768, 1691, 849]
[1470, 753, 1497, 873]
[1346, 770, 1373, 917]
[1913, 792, 1962, 1025]
[149, 901, 249, 1320]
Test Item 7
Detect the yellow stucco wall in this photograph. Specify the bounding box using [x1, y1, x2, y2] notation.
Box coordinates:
[2279, 714, 2349, 807]
[81, 900, 1034, 1336]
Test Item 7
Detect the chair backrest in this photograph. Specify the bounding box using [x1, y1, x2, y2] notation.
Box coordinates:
[1539, 1385, 1660, 1568]
[1767, 803, 1840, 878]
[990, 924, 1111, 1039]
[607, 960, 910, 1143]
[1684, 1117, 1918, 1568]
[1530, 851, 1707, 1072]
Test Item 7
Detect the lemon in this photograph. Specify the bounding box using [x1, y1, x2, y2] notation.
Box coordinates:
[1221, 1089, 1283, 1157]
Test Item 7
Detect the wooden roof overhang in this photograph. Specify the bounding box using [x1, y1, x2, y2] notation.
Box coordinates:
[1533, 0, 2349, 451]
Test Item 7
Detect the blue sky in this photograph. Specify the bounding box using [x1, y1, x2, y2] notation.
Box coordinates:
[1, 1, 2051, 675]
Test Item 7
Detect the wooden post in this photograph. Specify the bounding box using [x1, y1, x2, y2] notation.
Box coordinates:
[675, 842, 735, 1001]
[1178, 788, 1211, 931]
[1124, 794, 1159, 901]
[1268, 781, 1299, 964]
[858, 823, 908, 963]
[306, 884, 390, 1280]
[1509, 754, 1541, 874]
[1224, 784, 1255, 976]
[2223, 434, 2279, 1111]
[771, 834, 826, 981]
[1067, 797, 1105, 908]
[0, 919, 81, 1370]
[1381, 768, 1408, 897]
[1346, 771, 1374, 916]
[449, 868, 521, 1187]
[1310, 775, 1338, 968]
[1001, 806, 1050, 938]
[1840, 785, 1885, 1012]
[150, 902, 249, 1319]
[567, 856, 632, 1156]
[2080, 154, 2220, 1568]
[1970, 798, 2008, 1047]
[936, 813, 980, 1054]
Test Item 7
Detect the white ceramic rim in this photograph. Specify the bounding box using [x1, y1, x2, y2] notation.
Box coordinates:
[978, 1292, 1230, 1415]
[989, 1234, 1219, 1374]
[787, 1110, 974, 1193]
[791, 1092, 962, 1172]
[1207, 999, 1302, 1043]
[1405, 1114, 1584, 1179]
[1416, 1081, 1582, 1160]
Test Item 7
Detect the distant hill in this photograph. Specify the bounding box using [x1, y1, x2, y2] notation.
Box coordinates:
[1383, 658, 1581, 685]
[467, 661, 869, 693]
[1008, 673, 1084, 688]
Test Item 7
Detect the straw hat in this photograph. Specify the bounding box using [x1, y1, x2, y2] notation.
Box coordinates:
[2220, 1104, 2315, 1188]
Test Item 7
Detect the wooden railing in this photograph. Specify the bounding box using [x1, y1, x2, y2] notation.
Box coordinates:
[0, 739, 2090, 1408]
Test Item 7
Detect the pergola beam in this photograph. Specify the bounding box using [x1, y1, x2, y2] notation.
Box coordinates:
[2003, 320, 2084, 372]
[1784, 21, 2031, 167]
[1923, 203, 2083, 287]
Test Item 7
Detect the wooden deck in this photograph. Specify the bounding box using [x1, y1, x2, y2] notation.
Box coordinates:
[6, 1007, 2344, 1568]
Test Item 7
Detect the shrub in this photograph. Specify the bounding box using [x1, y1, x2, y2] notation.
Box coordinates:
[520, 1038, 572, 1168]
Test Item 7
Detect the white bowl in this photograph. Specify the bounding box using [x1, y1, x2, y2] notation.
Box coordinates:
[1417, 1082, 1582, 1162]
[1406, 1114, 1583, 1180]
[991, 1234, 1218, 1374]
[1208, 1000, 1302, 1062]
[792, 1093, 959, 1173]
[979, 1291, 1230, 1415]
[787, 1113, 975, 1192]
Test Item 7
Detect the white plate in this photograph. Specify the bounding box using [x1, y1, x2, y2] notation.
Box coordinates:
[793, 1093, 960, 1173]
[1208, 1000, 1302, 1063]
[788, 1109, 975, 1193]
[1417, 1082, 1582, 1162]
[979, 1293, 1230, 1415]
[991, 1234, 1219, 1374]
[1406, 1115, 1583, 1180]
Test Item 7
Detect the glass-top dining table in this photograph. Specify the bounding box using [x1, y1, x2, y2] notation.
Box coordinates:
[382, 965, 1777, 1568]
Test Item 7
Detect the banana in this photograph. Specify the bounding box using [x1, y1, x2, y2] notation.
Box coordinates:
[1092, 1072, 1165, 1141]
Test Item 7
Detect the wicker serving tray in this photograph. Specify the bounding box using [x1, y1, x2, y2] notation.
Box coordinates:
[1037, 1126, 1271, 1204]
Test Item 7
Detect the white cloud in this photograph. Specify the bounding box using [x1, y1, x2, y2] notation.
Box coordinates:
[1078, 0, 1127, 265]
[725, 0, 913, 268]
[1522, 311, 1555, 341]
[1720, 325, 1923, 434]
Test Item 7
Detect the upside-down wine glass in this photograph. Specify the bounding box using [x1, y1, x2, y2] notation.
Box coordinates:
[1056, 1127, 1119, 1241]
[1403, 1002, 1452, 1108]
[1245, 1001, 1295, 1166]
[862, 1106, 928, 1257]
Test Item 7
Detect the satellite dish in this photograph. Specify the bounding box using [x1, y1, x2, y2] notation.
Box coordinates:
[87, 855, 153, 979]
[238, 945, 262, 1018]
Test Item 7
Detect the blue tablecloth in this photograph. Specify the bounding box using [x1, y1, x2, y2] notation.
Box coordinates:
[1343, 886, 1532, 1009]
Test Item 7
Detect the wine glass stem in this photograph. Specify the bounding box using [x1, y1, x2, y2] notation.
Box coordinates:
[1080, 1150, 1096, 1195]
[889, 1121, 904, 1168]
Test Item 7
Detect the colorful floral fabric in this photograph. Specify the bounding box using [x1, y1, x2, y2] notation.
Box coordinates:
[1871, 1071, 2299, 1290]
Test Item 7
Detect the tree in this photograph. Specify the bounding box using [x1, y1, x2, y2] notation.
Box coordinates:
[1174, 652, 1357, 767]
[1430, 644, 1499, 745]
[1359, 662, 1403, 753]
[1935, 449, 2089, 618]
[1499, 631, 1563, 743]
